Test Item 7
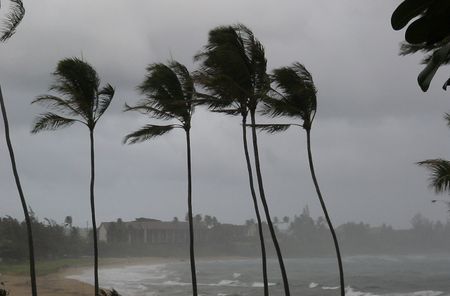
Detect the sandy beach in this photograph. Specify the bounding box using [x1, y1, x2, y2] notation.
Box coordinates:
[1, 257, 182, 296]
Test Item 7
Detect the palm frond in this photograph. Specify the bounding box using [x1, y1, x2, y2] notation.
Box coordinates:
[32, 95, 85, 118]
[417, 159, 450, 194]
[169, 61, 195, 103]
[31, 113, 77, 133]
[137, 62, 192, 123]
[123, 102, 175, 120]
[210, 108, 242, 116]
[50, 58, 101, 118]
[0, 0, 25, 42]
[247, 124, 291, 134]
[444, 113, 450, 128]
[443, 77, 450, 91]
[123, 124, 177, 144]
[194, 25, 255, 106]
[95, 83, 115, 121]
[267, 62, 317, 128]
[34, 57, 114, 129]
[417, 43, 450, 92]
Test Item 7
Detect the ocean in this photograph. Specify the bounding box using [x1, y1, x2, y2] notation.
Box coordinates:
[67, 255, 450, 296]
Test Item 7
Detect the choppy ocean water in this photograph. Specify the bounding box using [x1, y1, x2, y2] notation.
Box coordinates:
[67, 255, 450, 296]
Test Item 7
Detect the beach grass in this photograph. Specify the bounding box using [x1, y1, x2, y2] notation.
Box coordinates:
[0, 258, 92, 276]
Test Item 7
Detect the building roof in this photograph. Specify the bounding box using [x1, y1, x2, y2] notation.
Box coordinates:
[99, 218, 188, 231]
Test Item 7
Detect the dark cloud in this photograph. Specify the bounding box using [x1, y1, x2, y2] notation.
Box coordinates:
[1, 0, 449, 229]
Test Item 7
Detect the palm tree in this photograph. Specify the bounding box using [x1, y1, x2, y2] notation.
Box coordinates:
[417, 113, 450, 194]
[31, 57, 115, 296]
[195, 24, 290, 296]
[123, 61, 198, 296]
[0, 2, 36, 296]
[257, 62, 345, 296]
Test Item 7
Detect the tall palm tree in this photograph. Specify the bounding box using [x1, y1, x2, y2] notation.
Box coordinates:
[31, 57, 115, 296]
[123, 61, 199, 296]
[257, 62, 345, 296]
[195, 24, 290, 296]
[417, 113, 450, 194]
[0, 2, 36, 296]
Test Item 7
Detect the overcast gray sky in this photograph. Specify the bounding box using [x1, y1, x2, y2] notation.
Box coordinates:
[1, 0, 449, 229]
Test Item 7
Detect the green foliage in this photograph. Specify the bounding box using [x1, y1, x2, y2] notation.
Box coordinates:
[0, 216, 88, 264]
[31, 57, 115, 132]
[264, 62, 317, 131]
[391, 0, 450, 91]
[123, 124, 176, 144]
[124, 60, 195, 143]
[417, 158, 450, 194]
[0, 0, 25, 42]
[194, 24, 270, 114]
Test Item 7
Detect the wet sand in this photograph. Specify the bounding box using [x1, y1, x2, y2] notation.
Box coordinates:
[1, 257, 181, 296]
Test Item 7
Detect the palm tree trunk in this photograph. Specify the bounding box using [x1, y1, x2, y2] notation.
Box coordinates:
[0, 85, 38, 296]
[185, 129, 198, 296]
[250, 110, 290, 296]
[306, 129, 345, 296]
[89, 128, 100, 296]
[241, 114, 269, 296]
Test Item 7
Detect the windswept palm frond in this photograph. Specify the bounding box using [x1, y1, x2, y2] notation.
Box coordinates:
[0, 0, 25, 42]
[31, 112, 77, 133]
[50, 58, 101, 118]
[417, 159, 450, 194]
[95, 84, 115, 121]
[443, 77, 450, 90]
[32, 58, 114, 130]
[268, 62, 317, 128]
[123, 124, 177, 144]
[136, 62, 194, 124]
[123, 103, 174, 120]
[32, 95, 84, 117]
[169, 61, 195, 103]
[210, 108, 242, 116]
[247, 124, 292, 134]
[194, 25, 254, 106]
[444, 113, 450, 128]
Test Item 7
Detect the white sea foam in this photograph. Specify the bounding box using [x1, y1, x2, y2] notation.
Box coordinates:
[232, 273, 241, 279]
[345, 287, 445, 296]
[309, 282, 319, 288]
[386, 291, 444, 296]
[346, 287, 379, 296]
[251, 282, 276, 287]
[322, 286, 340, 290]
[216, 280, 241, 286]
[67, 263, 169, 295]
[158, 280, 191, 286]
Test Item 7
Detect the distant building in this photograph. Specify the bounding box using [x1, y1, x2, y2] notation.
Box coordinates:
[98, 218, 189, 245]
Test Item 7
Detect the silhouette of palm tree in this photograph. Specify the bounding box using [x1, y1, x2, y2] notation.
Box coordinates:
[257, 62, 345, 296]
[390, 0, 450, 91]
[194, 24, 290, 296]
[418, 113, 450, 196]
[0, 2, 36, 296]
[123, 61, 198, 296]
[31, 57, 115, 296]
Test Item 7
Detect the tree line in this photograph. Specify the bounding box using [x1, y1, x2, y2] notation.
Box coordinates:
[2, 210, 450, 262]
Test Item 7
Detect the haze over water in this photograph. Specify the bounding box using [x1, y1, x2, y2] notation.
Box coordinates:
[68, 255, 450, 296]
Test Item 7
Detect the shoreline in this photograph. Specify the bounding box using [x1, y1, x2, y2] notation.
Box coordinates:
[1, 256, 248, 296]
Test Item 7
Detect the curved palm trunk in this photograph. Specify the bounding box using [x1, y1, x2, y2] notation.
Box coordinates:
[185, 129, 198, 296]
[0, 86, 38, 296]
[306, 129, 345, 296]
[250, 110, 290, 296]
[241, 115, 269, 296]
[89, 129, 100, 296]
